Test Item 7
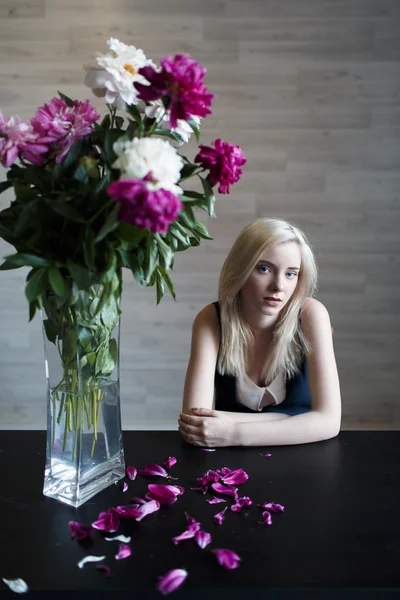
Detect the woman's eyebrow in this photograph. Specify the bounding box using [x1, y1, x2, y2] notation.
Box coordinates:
[257, 260, 300, 270]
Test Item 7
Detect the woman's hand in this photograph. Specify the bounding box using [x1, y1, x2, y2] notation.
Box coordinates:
[178, 408, 236, 447]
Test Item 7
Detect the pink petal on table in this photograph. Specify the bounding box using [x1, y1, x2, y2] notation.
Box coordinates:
[164, 456, 177, 468]
[197, 470, 221, 486]
[257, 502, 284, 513]
[68, 521, 93, 540]
[131, 496, 147, 505]
[146, 484, 183, 505]
[195, 530, 211, 549]
[213, 506, 228, 525]
[211, 482, 238, 498]
[126, 466, 137, 480]
[202, 448, 216, 452]
[92, 508, 120, 532]
[257, 510, 272, 525]
[135, 499, 161, 521]
[96, 564, 111, 577]
[115, 505, 141, 519]
[114, 543, 131, 560]
[230, 496, 252, 513]
[221, 468, 249, 486]
[138, 463, 168, 478]
[122, 482, 128, 492]
[184, 513, 200, 529]
[172, 529, 197, 545]
[260, 452, 272, 457]
[156, 568, 188, 595]
[207, 496, 227, 505]
[211, 548, 241, 570]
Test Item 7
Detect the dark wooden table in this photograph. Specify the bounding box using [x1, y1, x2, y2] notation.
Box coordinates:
[0, 430, 399, 599]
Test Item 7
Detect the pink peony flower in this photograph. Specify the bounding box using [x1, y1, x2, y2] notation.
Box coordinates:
[194, 138, 247, 194]
[0, 110, 45, 168]
[107, 178, 182, 234]
[27, 96, 100, 163]
[135, 53, 214, 128]
[211, 548, 241, 570]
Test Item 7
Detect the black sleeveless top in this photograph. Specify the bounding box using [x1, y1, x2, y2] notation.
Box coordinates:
[213, 301, 312, 416]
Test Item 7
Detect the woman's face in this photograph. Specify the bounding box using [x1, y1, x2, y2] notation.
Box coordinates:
[240, 241, 302, 319]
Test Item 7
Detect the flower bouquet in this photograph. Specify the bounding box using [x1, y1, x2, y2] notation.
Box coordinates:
[0, 38, 246, 506]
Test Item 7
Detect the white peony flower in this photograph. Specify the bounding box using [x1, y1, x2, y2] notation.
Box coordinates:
[83, 38, 157, 110]
[145, 100, 201, 146]
[112, 137, 184, 195]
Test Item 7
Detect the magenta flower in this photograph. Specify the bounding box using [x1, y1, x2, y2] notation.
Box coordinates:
[194, 138, 247, 194]
[27, 96, 100, 163]
[213, 506, 228, 525]
[91, 508, 120, 532]
[114, 543, 131, 560]
[68, 521, 93, 541]
[135, 53, 214, 129]
[107, 179, 182, 234]
[211, 549, 241, 570]
[0, 110, 45, 168]
[156, 568, 188, 595]
[164, 456, 177, 469]
[126, 466, 137, 480]
[195, 530, 211, 549]
[230, 496, 252, 513]
[146, 484, 184, 505]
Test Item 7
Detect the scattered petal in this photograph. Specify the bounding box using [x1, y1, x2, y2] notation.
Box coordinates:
[211, 549, 241, 570]
[115, 543, 131, 560]
[146, 484, 183, 505]
[257, 511, 272, 525]
[96, 564, 111, 577]
[138, 463, 169, 478]
[197, 470, 220, 486]
[164, 456, 177, 469]
[184, 513, 201, 529]
[206, 496, 227, 505]
[202, 448, 215, 452]
[122, 482, 129, 492]
[92, 508, 120, 532]
[195, 530, 211, 549]
[68, 521, 93, 540]
[172, 529, 197, 545]
[221, 468, 249, 486]
[213, 506, 228, 525]
[230, 496, 252, 513]
[105, 535, 131, 543]
[135, 499, 161, 521]
[211, 482, 238, 498]
[156, 568, 188, 595]
[115, 505, 141, 519]
[260, 452, 271, 457]
[131, 496, 146, 504]
[257, 502, 284, 513]
[2, 578, 29, 594]
[126, 466, 137, 480]
[77, 555, 106, 569]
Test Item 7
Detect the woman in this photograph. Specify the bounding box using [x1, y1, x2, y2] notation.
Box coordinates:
[179, 217, 341, 447]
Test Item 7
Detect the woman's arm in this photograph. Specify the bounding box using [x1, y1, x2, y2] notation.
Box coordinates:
[181, 304, 220, 414]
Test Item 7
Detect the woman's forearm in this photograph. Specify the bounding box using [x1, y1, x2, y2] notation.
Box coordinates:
[217, 410, 290, 422]
[233, 410, 339, 446]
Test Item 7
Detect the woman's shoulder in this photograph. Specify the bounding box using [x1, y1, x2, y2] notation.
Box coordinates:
[300, 297, 333, 335]
[192, 303, 220, 333]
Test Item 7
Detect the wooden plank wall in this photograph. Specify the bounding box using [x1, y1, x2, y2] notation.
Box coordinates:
[0, 0, 399, 430]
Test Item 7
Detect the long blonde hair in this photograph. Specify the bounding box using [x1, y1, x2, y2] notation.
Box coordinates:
[217, 217, 318, 384]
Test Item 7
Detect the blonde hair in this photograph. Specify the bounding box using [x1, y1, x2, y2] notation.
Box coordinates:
[217, 217, 318, 384]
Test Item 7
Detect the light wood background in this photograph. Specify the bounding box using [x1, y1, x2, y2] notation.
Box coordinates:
[0, 0, 399, 430]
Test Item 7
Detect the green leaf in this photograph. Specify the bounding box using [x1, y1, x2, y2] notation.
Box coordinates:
[101, 114, 111, 129]
[126, 119, 138, 139]
[95, 203, 120, 242]
[178, 209, 195, 230]
[181, 190, 204, 199]
[14, 199, 40, 237]
[66, 259, 92, 290]
[193, 220, 213, 240]
[0, 253, 49, 270]
[125, 253, 145, 287]
[25, 268, 47, 303]
[155, 234, 174, 271]
[28, 299, 39, 323]
[115, 116, 124, 129]
[198, 175, 216, 218]
[158, 264, 176, 301]
[180, 163, 199, 180]
[46, 199, 86, 223]
[48, 265, 68, 297]
[117, 222, 147, 246]
[13, 181, 38, 203]
[153, 128, 185, 145]
[0, 180, 13, 194]
[92, 282, 112, 319]
[187, 119, 200, 143]
[169, 222, 191, 246]
[155, 268, 165, 305]
[126, 104, 142, 126]
[57, 90, 74, 107]
[63, 139, 84, 169]
[144, 234, 159, 284]
[104, 129, 124, 168]
[74, 164, 89, 184]
[83, 227, 95, 268]
[43, 318, 59, 344]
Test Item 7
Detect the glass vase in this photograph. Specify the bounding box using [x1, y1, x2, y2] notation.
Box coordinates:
[41, 276, 125, 507]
